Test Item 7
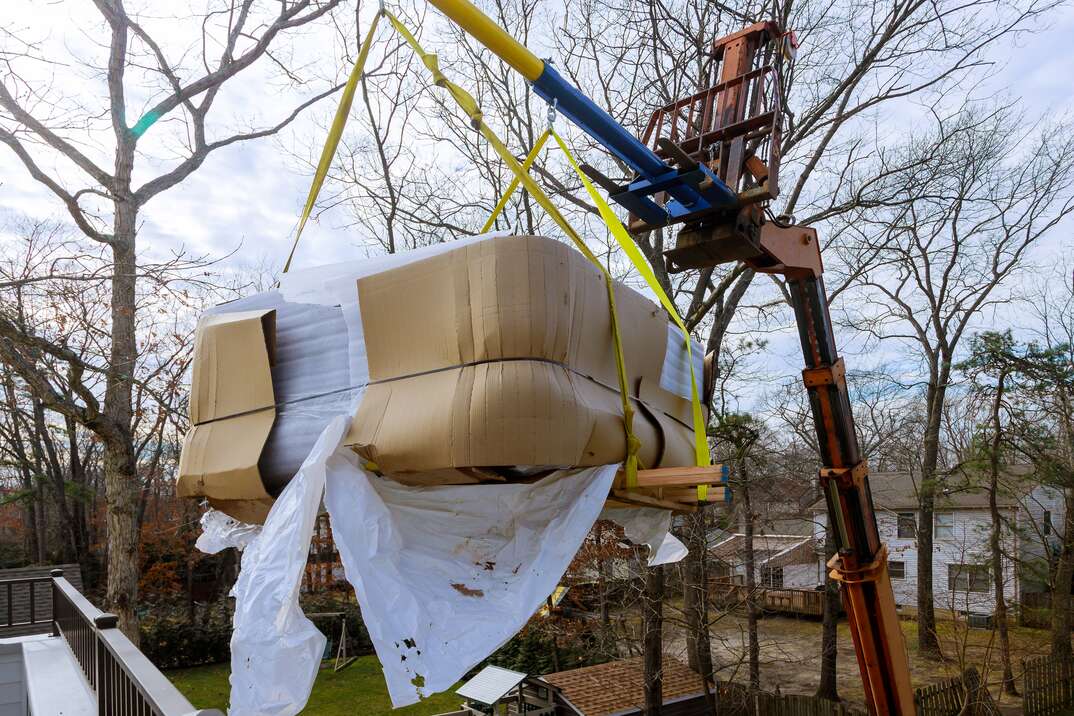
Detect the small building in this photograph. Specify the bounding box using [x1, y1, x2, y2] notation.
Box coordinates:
[542, 656, 709, 716]
[808, 470, 1064, 614]
[451, 665, 556, 716]
[708, 533, 819, 589]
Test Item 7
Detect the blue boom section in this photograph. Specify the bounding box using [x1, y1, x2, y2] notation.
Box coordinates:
[531, 63, 738, 227]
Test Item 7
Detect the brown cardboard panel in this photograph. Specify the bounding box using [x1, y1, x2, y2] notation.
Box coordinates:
[350, 235, 701, 477]
[189, 309, 276, 424]
[177, 408, 275, 501]
[206, 497, 274, 525]
[347, 360, 674, 474]
[639, 376, 693, 428]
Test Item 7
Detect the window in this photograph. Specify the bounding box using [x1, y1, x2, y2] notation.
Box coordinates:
[897, 513, 916, 539]
[761, 566, 784, 589]
[948, 564, 989, 593]
[935, 512, 954, 540]
[889, 561, 906, 580]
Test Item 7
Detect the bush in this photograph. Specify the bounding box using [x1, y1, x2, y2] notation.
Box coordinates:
[140, 606, 232, 670]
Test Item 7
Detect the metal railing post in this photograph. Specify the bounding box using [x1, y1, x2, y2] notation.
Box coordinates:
[95, 612, 119, 715]
[49, 569, 63, 637]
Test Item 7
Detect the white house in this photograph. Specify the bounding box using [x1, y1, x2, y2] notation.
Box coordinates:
[709, 533, 820, 589]
[808, 470, 1063, 614]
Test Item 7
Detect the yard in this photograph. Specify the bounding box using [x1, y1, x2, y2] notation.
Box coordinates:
[168, 655, 463, 715]
[666, 612, 1058, 713]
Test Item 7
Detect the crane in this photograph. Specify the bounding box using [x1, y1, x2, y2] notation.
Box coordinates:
[423, 1, 915, 713]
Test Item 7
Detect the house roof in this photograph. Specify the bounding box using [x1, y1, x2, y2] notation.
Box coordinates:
[541, 656, 703, 716]
[709, 534, 815, 568]
[807, 468, 1036, 512]
[457, 665, 527, 705]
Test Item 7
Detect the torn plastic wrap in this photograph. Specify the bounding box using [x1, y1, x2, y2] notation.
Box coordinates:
[194, 509, 261, 554]
[226, 417, 348, 716]
[324, 457, 618, 707]
[602, 506, 689, 566]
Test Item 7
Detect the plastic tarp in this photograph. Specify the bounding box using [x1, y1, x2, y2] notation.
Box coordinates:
[602, 506, 689, 566]
[325, 456, 618, 706]
[199, 444, 685, 713]
[225, 417, 348, 716]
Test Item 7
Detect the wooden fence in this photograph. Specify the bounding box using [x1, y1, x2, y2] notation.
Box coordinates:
[1023, 654, 1074, 716]
[709, 580, 829, 618]
[713, 681, 866, 716]
[912, 667, 998, 716]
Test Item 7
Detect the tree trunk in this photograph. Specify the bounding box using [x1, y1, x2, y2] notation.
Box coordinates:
[1052, 487, 1074, 659]
[816, 515, 841, 701]
[917, 370, 949, 655]
[643, 562, 664, 715]
[103, 194, 141, 642]
[683, 508, 714, 678]
[987, 371, 1018, 694]
[740, 458, 760, 690]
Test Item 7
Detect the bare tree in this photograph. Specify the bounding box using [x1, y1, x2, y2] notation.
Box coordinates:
[0, 0, 347, 638]
[844, 105, 1074, 653]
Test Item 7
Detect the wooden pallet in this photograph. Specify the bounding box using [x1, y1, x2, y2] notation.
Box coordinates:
[608, 465, 729, 512]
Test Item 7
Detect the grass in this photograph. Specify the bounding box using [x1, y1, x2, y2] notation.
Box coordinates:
[168, 655, 463, 715]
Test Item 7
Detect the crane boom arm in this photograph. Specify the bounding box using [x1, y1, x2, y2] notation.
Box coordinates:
[425, 0, 738, 226]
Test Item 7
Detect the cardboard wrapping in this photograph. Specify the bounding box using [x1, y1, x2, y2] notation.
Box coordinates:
[346, 235, 696, 473]
[177, 309, 277, 522]
[177, 235, 702, 522]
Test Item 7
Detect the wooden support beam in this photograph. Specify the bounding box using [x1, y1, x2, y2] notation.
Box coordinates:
[613, 465, 727, 489]
[610, 489, 697, 513]
[643, 486, 728, 503]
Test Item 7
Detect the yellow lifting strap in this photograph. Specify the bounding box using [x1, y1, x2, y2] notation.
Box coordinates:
[284, 9, 644, 486]
[483, 130, 711, 501]
[282, 12, 384, 275]
[384, 11, 643, 487]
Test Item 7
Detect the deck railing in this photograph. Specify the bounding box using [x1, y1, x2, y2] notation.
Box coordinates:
[0, 568, 222, 716]
[709, 579, 831, 617]
[0, 574, 54, 632]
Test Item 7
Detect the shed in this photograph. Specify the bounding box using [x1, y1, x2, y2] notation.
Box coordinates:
[541, 656, 708, 716]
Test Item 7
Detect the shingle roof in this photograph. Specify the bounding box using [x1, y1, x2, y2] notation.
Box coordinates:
[807, 468, 1036, 512]
[709, 534, 815, 568]
[542, 656, 703, 716]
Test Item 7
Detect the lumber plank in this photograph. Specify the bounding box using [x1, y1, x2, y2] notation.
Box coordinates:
[612, 464, 728, 489]
[610, 489, 697, 513]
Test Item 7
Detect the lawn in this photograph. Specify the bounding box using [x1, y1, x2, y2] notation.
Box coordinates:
[168, 655, 463, 715]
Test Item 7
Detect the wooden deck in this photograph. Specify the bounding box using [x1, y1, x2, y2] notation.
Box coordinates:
[709, 580, 833, 617]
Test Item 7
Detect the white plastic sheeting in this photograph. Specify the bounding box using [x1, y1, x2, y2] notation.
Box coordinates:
[602, 507, 689, 566]
[226, 417, 348, 716]
[194, 509, 261, 555]
[324, 457, 618, 707]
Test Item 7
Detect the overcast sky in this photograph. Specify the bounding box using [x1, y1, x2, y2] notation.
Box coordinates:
[1, 1, 1071, 413]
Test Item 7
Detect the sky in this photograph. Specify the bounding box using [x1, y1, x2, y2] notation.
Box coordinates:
[1, 0, 1072, 414]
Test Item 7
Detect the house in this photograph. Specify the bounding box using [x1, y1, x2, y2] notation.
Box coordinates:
[708, 533, 819, 589]
[808, 470, 1062, 614]
[441, 657, 709, 716]
[542, 656, 709, 716]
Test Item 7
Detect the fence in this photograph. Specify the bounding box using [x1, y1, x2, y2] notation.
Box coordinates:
[0, 568, 223, 716]
[714, 681, 866, 716]
[1023, 654, 1074, 716]
[913, 667, 998, 716]
[710, 580, 829, 617]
